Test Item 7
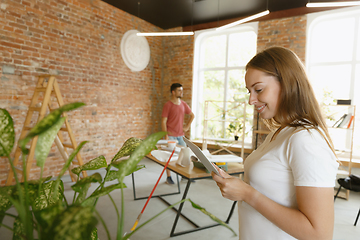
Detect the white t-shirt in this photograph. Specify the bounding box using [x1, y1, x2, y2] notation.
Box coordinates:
[238, 127, 339, 240]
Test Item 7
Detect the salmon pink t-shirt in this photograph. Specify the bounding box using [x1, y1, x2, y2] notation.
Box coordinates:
[162, 100, 191, 137]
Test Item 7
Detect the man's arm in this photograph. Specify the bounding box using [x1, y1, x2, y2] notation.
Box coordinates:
[161, 117, 169, 140]
[183, 112, 195, 132]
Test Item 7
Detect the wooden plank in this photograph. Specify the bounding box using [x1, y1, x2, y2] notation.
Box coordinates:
[147, 152, 244, 179]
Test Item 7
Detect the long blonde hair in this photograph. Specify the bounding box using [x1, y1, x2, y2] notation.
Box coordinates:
[246, 47, 336, 154]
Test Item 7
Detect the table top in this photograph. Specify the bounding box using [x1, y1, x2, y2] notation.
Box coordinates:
[146, 152, 244, 180]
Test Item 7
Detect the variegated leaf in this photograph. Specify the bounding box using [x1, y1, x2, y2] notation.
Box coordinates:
[19, 102, 85, 152]
[71, 155, 107, 176]
[33, 201, 64, 237]
[32, 180, 64, 211]
[81, 183, 126, 207]
[11, 183, 39, 206]
[12, 216, 26, 240]
[60, 141, 88, 178]
[0, 185, 13, 211]
[110, 137, 143, 162]
[48, 205, 97, 240]
[104, 164, 145, 182]
[0, 185, 14, 224]
[74, 183, 91, 204]
[104, 170, 119, 182]
[0, 108, 15, 157]
[71, 173, 102, 192]
[115, 132, 166, 183]
[105, 164, 145, 182]
[90, 227, 98, 240]
[35, 117, 66, 170]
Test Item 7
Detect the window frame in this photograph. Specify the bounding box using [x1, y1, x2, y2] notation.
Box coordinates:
[191, 22, 258, 142]
[306, 6, 360, 154]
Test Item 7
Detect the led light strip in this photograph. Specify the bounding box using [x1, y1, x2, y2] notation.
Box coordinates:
[136, 32, 194, 37]
[306, 1, 360, 7]
[216, 10, 270, 31]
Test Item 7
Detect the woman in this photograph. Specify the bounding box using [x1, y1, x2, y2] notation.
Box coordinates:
[212, 47, 339, 240]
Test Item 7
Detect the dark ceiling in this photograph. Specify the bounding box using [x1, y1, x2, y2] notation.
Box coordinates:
[101, 0, 344, 29]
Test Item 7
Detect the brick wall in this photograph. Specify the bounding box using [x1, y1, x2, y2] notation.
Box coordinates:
[0, 0, 306, 185]
[253, 15, 307, 148]
[0, 0, 194, 185]
[162, 31, 194, 136]
[257, 16, 307, 61]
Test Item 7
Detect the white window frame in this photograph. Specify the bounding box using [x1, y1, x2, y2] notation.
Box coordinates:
[191, 22, 258, 141]
[306, 6, 360, 154]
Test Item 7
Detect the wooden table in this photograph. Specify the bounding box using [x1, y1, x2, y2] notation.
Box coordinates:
[131, 152, 244, 237]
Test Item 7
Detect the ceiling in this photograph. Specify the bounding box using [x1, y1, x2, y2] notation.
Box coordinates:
[101, 0, 345, 29]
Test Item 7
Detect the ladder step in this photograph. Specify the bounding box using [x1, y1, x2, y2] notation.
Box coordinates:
[29, 107, 42, 112]
[62, 143, 74, 149]
[35, 87, 47, 92]
[39, 74, 52, 78]
[6, 75, 87, 186]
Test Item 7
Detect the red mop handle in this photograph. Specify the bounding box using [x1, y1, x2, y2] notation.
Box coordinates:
[131, 147, 176, 231]
[141, 147, 175, 212]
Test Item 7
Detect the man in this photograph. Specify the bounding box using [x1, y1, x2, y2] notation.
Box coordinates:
[162, 83, 195, 184]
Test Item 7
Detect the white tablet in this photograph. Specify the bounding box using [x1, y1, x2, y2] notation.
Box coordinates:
[183, 137, 223, 178]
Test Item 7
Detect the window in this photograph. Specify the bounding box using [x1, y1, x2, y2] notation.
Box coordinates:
[191, 23, 258, 145]
[307, 6, 360, 154]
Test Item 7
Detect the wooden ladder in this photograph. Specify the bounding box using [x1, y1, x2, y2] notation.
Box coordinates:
[6, 75, 87, 186]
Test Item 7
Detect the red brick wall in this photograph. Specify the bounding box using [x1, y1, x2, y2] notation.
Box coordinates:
[0, 0, 306, 185]
[257, 16, 307, 61]
[253, 15, 307, 148]
[0, 0, 194, 185]
[162, 29, 194, 135]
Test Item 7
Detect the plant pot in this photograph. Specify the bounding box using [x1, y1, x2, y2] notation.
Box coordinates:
[234, 135, 239, 141]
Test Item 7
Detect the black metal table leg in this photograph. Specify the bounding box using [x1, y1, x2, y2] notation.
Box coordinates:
[225, 201, 238, 223]
[170, 179, 192, 236]
[167, 179, 238, 237]
[131, 157, 243, 237]
[334, 186, 342, 201]
[354, 208, 360, 226]
[132, 172, 181, 201]
[132, 172, 137, 200]
[158, 195, 199, 228]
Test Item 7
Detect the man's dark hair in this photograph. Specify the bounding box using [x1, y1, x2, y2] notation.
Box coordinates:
[170, 83, 182, 93]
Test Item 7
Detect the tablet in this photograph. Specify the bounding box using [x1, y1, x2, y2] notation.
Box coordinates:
[183, 137, 223, 178]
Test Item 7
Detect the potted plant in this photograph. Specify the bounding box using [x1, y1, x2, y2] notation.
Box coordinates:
[227, 122, 243, 141]
[0, 103, 236, 240]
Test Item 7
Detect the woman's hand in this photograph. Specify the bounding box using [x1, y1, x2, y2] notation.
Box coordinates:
[211, 164, 252, 202]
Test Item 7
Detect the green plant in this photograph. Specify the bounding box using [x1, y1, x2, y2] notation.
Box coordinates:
[227, 122, 243, 137]
[0, 103, 236, 240]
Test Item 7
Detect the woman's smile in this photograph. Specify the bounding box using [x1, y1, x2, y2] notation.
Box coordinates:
[245, 68, 281, 120]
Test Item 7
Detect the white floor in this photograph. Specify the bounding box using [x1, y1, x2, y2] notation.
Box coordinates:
[1, 157, 359, 239]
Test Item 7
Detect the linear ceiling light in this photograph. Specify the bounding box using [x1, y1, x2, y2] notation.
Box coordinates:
[306, 1, 360, 7]
[216, 10, 270, 31]
[136, 32, 194, 37]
